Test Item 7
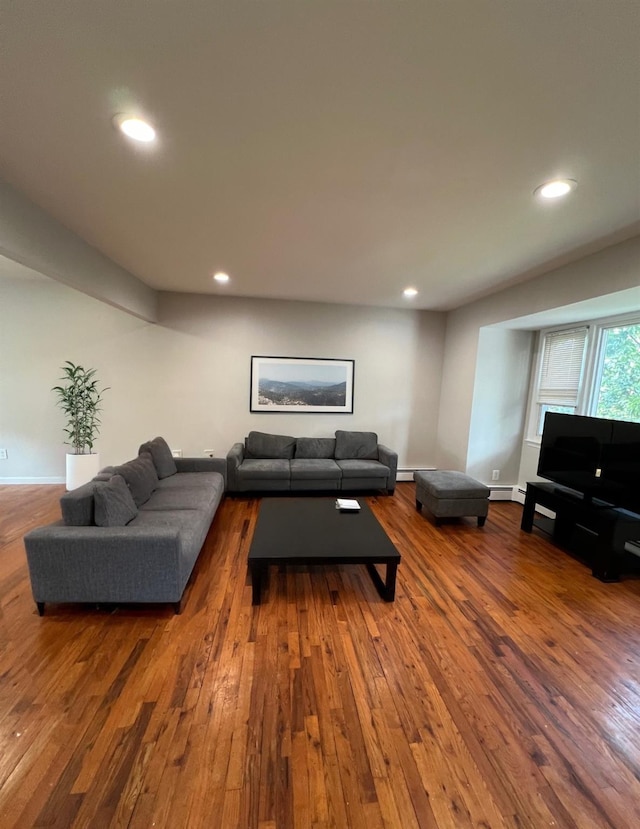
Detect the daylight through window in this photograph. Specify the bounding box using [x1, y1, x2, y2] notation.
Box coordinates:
[528, 315, 640, 439]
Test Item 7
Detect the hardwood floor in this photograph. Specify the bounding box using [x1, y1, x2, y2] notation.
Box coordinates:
[1, 483, 640, 828]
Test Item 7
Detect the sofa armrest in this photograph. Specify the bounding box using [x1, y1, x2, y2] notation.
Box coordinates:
[378, 444, 398, 492]
[24, 522, 185, 603]
[226, 443, 245, 491]
[174, 456, 227, 486]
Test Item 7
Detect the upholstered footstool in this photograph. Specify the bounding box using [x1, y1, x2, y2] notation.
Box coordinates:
[414, 470, 490, 527]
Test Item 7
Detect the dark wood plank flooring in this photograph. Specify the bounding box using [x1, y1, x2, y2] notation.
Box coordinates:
[1, 483, 639, 828]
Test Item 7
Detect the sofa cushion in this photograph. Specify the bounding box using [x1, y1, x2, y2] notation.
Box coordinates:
[94, 475, 138, 527]
[138, 436, 177, 479]
[336, 459, 389, 479]
[141, 486, 218, 512]
[290, 458, 342, 480]
[238, 459, 291, 481]
[245, 431, 296, 460]
[113, 452, 159, 506]
[156, 471, 223, 490]
[294, 437, 336, 459]
[334, 430, 379, 460]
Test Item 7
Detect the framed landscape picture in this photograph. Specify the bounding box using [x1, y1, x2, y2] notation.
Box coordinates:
[250, 356, 355, 413]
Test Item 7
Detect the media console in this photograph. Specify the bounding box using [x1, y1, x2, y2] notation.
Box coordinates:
[521, 481, 640, 581]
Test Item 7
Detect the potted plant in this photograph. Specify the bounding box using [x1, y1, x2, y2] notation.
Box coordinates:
[52, 361, 109, 490]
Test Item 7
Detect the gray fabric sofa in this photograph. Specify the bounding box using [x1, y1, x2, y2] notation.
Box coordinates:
[23, 437, 226, 615]
[227, 430, 397, 494]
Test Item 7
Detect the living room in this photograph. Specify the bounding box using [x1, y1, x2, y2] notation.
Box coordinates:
[1, 2, 640, 827]
[2, 211, 639, 494]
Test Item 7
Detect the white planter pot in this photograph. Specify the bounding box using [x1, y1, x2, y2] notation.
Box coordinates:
[66, 453, 101, 490]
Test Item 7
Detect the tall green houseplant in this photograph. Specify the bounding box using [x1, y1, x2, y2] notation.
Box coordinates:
[52, 361, 109, 455]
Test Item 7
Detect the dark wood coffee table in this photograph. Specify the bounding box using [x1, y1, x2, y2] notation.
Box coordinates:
[248, 498, 401, 605]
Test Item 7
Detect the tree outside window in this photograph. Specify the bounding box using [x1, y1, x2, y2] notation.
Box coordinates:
[528, 316, 640, 442]
[594, 323, 640, 423]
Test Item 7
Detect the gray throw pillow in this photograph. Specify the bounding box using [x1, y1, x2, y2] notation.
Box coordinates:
[94, 475, 138, 527]
[138, 436, 177, 479]
[334, 430, 379, 460]
[114, 452, 158, 506]
[295, 437, 336, 459]
[245, 431, 296, 459]
[93, 465, 117, 482]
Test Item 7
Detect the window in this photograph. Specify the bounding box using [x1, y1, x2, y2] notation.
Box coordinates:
[527, 314, 640, 440]
[592, 322, 640, 422]
[531, 327, 587, 436]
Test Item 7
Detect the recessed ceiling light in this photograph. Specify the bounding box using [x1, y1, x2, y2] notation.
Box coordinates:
[113, 114, 156, 143]
[213, 272, 230, 284]
[534, 178, 577, 199]
[403, 287, 418, 298]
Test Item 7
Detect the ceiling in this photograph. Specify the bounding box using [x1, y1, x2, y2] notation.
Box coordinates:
[1, 1, 639, 311]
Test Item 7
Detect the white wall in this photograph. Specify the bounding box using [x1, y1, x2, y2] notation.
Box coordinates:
[517, 442, 546, 493]
[466, 327, 533, 485]
[437, 235, 640, 482]
[0, 265, 158, 481]
[2, 218, 638, 487]
[0, 268, 445, 482]
[0, 180, 157, 322]
[157, 292, 445, 468]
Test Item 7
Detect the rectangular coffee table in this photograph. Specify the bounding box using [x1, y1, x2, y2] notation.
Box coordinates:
[248, 498, 401, 605]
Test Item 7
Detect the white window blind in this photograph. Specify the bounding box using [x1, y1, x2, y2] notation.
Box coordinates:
[538, 327, 588, 406]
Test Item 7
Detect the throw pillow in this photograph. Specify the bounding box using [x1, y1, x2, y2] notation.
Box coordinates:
[334, 430, 379, 460]
[94, 475, 138, 527]
[294, 437, 336, 459]
[93, 465, 117, 482]
[114, 452, 159, 506]
[245, 431, 296, 459]
[138, 436, 177, 479]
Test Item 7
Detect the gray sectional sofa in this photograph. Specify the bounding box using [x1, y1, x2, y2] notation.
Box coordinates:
[227, 430, 397, 494]
[23, 437, 225, 615]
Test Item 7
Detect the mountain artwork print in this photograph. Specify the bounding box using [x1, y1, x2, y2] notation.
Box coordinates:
[250, 357, 354, 413]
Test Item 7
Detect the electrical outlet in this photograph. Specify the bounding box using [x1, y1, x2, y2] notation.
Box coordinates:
[171, 449, 183, 458]
[0, 448, 7, 460]
[203, 449, 215, 458]
[492, 469, 500, 481]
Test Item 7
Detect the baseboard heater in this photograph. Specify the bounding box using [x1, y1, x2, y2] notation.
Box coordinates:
[488, 486, 514, 501]
[396, 467, 435, 482]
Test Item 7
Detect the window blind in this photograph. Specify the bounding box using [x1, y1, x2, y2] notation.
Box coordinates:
[538, 327, 588, 406]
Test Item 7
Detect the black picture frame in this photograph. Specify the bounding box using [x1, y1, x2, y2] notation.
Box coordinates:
[250, 356, 355, 413]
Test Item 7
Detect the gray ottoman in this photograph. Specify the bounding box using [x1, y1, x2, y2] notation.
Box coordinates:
[414, 470, 490, 527]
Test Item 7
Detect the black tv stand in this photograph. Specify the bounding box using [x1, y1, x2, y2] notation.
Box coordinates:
[521, 481, 640, 581]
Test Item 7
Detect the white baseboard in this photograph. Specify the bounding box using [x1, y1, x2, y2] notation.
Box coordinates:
[0, 477, 65, 485]
[396, 467, 436, 482]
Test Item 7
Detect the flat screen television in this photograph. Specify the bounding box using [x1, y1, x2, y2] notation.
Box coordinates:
[537, 413, 640, 514]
